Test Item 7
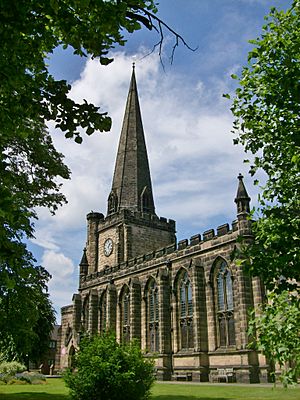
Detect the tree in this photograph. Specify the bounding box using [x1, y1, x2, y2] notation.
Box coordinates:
[229, 0, 300, 384]
[248, 291, 300, 386]
[1, 0, 189, 144]
[64, 334, 155, 400]
[0, 250, 56, 363]
[0, 123, 67, 361]
[1, 0, 189, 360]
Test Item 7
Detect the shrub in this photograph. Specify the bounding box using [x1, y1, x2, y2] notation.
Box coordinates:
[19, 372, 46, 384]
[0, 372, 46, 385]
[0, 361, 26, 375]
[64, 334, 155, 400]
[7, 378, 28, 385]
[0, 363, 46, 385]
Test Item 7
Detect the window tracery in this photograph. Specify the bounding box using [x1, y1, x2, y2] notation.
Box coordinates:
[99, 290, 107, 333]
[179, 271, 193, 349]
[146, 279, 159, 352]
[215, 260, 235, 347]
[120, 286, 130, 343]
[82, 296, 89, 332]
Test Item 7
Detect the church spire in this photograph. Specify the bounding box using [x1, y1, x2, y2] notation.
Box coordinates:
[107, 66, 155, 215]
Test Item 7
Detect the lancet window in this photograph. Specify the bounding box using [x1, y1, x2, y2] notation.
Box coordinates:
[120, 286, 130, 343]
[82, 296, 89, 332]
[99, 290, 107, 333]
[179, 271, 194, 349]
[215, 260, 235, 347]
[146, 279, 159, 352]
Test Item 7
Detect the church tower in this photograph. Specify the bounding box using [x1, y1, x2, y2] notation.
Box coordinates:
[84, 67, 176, 275]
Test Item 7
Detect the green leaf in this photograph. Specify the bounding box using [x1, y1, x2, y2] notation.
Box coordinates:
[75, 136, 83, 144]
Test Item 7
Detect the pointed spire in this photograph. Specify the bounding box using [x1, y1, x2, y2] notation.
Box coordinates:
[79, 247, 88, 276]
[235, 173, 251, 215]
[108, 66, 155, 215]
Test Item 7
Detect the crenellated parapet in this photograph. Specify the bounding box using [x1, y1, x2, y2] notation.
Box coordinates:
[82, 208, 176, 273]
[79, 218, 251, 290]
[95, 209, 176, 233]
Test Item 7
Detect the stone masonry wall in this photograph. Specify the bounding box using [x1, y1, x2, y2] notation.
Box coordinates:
[72, 219, 266, 383]
[129, 223, 175, 260]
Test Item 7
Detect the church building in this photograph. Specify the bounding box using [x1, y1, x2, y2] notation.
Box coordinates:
[59, 67, 269, 383]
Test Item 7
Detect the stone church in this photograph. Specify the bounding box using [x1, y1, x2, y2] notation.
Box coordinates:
[59, 67, 269, 383]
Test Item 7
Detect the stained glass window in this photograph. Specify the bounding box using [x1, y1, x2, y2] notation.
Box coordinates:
[179, 271, 193, 349]
[216, 261, 235, 347]
[99, 291, 107, 333]
[226, 272, 234, 311]
[147, 279, 159, 352]
[121, 287, 130, 343]
[82, 297, 89, 331]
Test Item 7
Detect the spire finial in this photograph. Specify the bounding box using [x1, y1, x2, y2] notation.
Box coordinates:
[132, 61, 135, 70]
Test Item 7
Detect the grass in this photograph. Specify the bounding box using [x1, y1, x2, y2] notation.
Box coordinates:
[0, 378, 299, 400]
[151, 383, 300, 400]
[0, 378, 68, 400]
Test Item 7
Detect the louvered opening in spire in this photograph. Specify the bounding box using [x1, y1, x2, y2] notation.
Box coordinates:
[107, 66, 155, 216]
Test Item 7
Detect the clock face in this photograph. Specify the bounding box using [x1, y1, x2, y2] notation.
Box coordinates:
[104, 238, 113, 257]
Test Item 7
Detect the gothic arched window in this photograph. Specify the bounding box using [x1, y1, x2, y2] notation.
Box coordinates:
[82, 296, 89, 332]
[146, 279, 159, 352]
[179, 271, 193, 349]
[68, 345, 76, 369]
[107, 191, 118, 215]
[216, 260, 235, 347]
[99, 290, 107, 333]
[64, 325, 73, 347]
[120, 286, 130, 343]
[140, 186, 152, 213]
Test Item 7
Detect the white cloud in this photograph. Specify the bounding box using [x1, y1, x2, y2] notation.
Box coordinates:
[32, 225, 60, 252]
[43, 250, 74, 279]
[42, 250, 77, 316]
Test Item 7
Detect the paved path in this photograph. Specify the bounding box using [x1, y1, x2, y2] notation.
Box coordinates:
[155, 381, 289, 388]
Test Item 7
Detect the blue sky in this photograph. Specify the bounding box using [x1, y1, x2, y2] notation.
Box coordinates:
[28, 0, 292, 321]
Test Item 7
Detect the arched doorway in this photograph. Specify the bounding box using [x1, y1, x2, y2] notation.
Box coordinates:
[68, 345, 76, 369]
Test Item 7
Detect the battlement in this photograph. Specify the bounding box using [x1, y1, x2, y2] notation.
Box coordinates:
[80, 219, 241, 288]
[96, 209, 176, 232]
[87, 212, 104, 221]
[61, 304, 73, 314]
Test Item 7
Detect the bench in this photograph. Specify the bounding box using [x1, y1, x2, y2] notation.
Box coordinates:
[210, 368, 235, 383]
[172, 373, 192, 381]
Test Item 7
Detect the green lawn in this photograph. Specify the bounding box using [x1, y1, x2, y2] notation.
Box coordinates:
[0, 378, 68, 400]
[151, 383, 300, 400]
[0, 379, 299, 400]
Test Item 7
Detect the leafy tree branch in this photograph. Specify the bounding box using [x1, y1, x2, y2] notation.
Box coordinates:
[0, 0, 192, 361]
[230, 0, 300, 383]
